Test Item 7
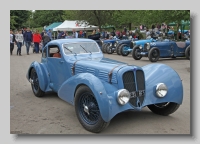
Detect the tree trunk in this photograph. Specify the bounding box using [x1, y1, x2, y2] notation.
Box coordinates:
[128, 23, 131, 30]
[176, 23, 179, 40]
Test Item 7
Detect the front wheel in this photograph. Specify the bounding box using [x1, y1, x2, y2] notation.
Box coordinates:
[132, 46, 142, 60]
[148, 47, 160, 62]
[102, 43, 109, 53]
[147, 102, 180, 116]
[106, 45, 114, 54]
[116, 44, 122, 55]
[185, 46, 190, 60]
[120, 44, 130, 56]
[30, 68, 45, 97]
[75, 85, 110, 133]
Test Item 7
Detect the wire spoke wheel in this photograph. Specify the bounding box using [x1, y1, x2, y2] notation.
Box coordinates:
[79, 92, 100, 125]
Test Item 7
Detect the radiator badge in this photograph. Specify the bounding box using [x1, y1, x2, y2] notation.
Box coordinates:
[130, 90, 145, 98]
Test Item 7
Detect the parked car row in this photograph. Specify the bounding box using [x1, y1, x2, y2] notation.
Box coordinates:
[95, 37, 190, 62]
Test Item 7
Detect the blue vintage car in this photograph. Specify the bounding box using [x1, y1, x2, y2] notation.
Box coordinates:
[132, 40, 190, 62]
[100, 37, 120, 53]
[110, 38, 138, 55]
[26, 38, 183, 133]
[118, 38, 158, 56]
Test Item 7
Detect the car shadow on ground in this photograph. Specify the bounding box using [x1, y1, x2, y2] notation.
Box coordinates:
[102, 109, 179, 134]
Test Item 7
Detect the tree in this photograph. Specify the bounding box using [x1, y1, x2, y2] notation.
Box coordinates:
[10, 10, 31, 29]
[33, 10, 65, 27]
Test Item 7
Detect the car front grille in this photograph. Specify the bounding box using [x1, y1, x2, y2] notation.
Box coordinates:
[130, 42, 135, 48]
[122, 70, 145, 107]
[143, 43, 147, 52]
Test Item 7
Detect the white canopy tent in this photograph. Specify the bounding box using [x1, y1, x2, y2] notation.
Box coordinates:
[53, 20, 99, 31]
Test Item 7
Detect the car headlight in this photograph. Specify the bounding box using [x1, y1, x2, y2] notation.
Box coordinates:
[155, 83, 168, 98]
[139, 45, 142, 49]
[116, 41, 118, 43]
[146, 43, 150, 50]
[117, 89, 130, 105]
[114, 42, 117, 47]
[110, 43, 112, 46]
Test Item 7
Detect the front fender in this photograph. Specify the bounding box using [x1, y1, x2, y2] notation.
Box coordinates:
[26, 61, 49, 92]
[142, 63, 183, 106]
[58, 73, 119, 122]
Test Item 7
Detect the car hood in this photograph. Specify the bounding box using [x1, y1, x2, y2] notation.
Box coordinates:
[68, 57, 128, 83]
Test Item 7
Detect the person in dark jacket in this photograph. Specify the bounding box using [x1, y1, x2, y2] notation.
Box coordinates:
[42, 32, 51, 47]
[24, 27, 33, 55]
[10, 29, 16, 55]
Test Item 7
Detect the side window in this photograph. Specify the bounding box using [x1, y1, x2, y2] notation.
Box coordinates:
[42, 46, 47, 58]
[48, 45, 61, 58]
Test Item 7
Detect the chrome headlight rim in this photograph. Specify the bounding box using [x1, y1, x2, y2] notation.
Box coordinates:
[110, 43, 112, 46]
[114, 42, 117, 47]
[117, 89, 130, 105]
[139, 45, 142, 49]
[155, 83, 168, 98]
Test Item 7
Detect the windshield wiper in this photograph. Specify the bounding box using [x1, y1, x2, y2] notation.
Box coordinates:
[64, 46, 77, 55]
[80, 45, 92, 54]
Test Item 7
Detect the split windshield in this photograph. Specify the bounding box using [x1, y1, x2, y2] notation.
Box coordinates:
[63, 42, 100, 55]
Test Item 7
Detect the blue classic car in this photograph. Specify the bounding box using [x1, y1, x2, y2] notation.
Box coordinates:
[118, 38, 158, 56]
[132, 40, 190, 62]
[100, 38, 120, 53]
[26, 38, 183, 133]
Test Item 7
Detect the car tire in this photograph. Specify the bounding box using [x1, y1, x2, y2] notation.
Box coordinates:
[106, 45, 114, 54]
[102, 43, 109, 53]
[147, 102, 180, 116]
[75, 85, 110, 133]
[185, 46, 190, 60]
[132, 46, 142, 60]
[116, 44, 122, 55]
[148, 47, 160, 62]
[120, 44, 130, 56]
[30, 68, 45, 97]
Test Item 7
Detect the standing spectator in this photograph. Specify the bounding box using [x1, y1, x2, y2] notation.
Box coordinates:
[79, 30, 83, 38]
[122, 30, 126, 36]
[24, 27, 33, 55]
[124, 27, 127, 33]
[83, 28, 87, 38]
[41, 30, 45, 37]
[42, 32, 51, 47]
[47, 29, 52, 40]
[61, 31, 67, 39]
[15, 30, 24, 56]
[10, 29, 16, 55]
[146, 29, 151, 39]
[72, 29, 78, 38]
[33, 30, 42, 54]
[22, 28, 26, 46]
[57, 30, 63, 39]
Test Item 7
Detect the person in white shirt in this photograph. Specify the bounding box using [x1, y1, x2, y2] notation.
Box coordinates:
[72, 29, 78, 38]
[146, 29, 151, 39]
[15, 30, 24, 56]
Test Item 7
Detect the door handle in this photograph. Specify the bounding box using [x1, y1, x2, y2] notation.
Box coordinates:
[59, 61, 64, 63]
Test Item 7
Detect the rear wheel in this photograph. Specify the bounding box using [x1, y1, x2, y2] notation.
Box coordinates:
[147, 102, 180, 116]
[185, 46, 190, 60]
[120, 44, 130, 56]
[132, 46, 142, 60]
[148, 47, 160, 62]
[75, 85, 110, 133]
[30, 68, 45, 97]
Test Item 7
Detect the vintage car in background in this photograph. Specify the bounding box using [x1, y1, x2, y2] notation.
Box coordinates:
[26, 38, 183, 133]
[119, 38, 158, 56]
[109, 38, 138, 55]
[132, 39, 190, 62]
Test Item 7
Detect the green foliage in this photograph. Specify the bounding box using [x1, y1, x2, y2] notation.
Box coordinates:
[10, 10, 31, 29]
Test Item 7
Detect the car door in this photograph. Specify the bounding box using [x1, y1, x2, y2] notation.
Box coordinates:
[46, 44, 68, 92]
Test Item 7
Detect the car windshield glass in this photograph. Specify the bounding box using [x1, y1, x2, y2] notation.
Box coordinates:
[63, 42, 100, 55]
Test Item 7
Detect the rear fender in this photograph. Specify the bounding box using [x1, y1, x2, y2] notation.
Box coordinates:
[26, 61, 49, 92]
